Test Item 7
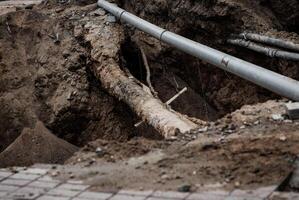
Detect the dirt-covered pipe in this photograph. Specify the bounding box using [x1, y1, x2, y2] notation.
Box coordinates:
[238, 33, 299, 53]
[98, 0, 299, 101]
[228, 39, 299, 61]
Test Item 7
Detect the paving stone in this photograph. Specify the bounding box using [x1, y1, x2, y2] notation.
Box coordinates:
[1, 178, 32, 186]
[0, 191, 7, 197]
[0, 184, 19, 192]
[77, 191, 113, 200]
[0, 171, 13, 178]
[252, 186, 276, 198]
[38, 175, 61, 183]
[32, 164, 56, 170]
[16, 186, 48, 195]
[67, 180, 84, 185]
[56, 183, 89, 191]
[187, 193, 225, 200]
[28, 181, 60, 189]
[24, 168, 49, 175]
[269, 192, 299, 200]
[152, 191, 190, 199]
[7, 190, 41, 200]
[224, 196, 261, 200]
[109, 194, 146, 200]
[147, 198, 176, 200]
[118, 190, 153, 196]
[37, 195, 70, 200]
[10, 173, 40, 180]
[230, 189, 257, 198]
[72, 198, 89, 200]
[47, 188, 81, 197]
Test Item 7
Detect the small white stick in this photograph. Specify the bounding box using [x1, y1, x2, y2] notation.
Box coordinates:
[166, 87, 187, 105]
[134, 87, 188, 127]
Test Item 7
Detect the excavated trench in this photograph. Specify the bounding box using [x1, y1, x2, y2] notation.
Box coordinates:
[0, 0, 298, 168]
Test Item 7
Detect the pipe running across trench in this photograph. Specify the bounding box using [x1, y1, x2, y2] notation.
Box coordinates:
[97, 0, 299, 101]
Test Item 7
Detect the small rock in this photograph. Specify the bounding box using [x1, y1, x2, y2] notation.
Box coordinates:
[272, 114, 284, 121]
[95, 147, 105, 157]
[254, 120, 260, 125]
[198, 127, 208, 133]
[25, 4, 34, 9]
[234, 181, 241, 187]
[177, 184, 191, 193]
[51, 171, 59, 177]
[284, 119, 293, 123]
[161, 174, 170, 180]
[62, 50, 71, 58]
[279, 135, 287, 141]
[106, 15, 117, 23]
[91, 9, 106, 16]
[67, 92, 73, 100]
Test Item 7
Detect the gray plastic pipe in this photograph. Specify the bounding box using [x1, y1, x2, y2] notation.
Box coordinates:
[238, 33, 299, 53]
[97, 0, 299, 101]
[228, 39, 299, 61]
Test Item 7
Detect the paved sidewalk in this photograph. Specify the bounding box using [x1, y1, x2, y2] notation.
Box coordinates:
[0, 0, 42, 15]
[0, 165, 297, 200]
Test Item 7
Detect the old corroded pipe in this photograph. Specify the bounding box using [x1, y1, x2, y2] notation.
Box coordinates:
[228, 39, 299, 61]
[98, 0, 299, 101]
[238, 33, 299, 52]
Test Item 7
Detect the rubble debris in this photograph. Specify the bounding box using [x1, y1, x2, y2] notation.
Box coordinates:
[285, 102, 299, 120]
[271, 114, 285, 121]
[177, 184, 192, 193]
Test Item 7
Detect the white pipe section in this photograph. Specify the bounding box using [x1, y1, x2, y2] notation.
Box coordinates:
[98, 0, 299, 101]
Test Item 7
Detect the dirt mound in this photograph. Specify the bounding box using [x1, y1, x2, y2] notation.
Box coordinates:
[0, 121, 78, 167]
[0, 6, 136, 155]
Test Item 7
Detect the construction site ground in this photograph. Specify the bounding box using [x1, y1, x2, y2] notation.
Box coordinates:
[0, 0, 299, 199]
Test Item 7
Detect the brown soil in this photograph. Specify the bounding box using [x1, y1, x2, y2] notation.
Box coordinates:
[0, 121, 78, 167]
[56, 101, 299, 192]
[0, 0, 299, 193]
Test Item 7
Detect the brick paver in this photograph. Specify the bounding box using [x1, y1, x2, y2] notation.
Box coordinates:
[269, 192, 299, 200]
[37, 195, 70, 200]
[77, 191, 113, 200]
[0, 171, 13, 178]
[24, 168, 49, 175]
[38, 175, 61, 183]
[56, 183, 89, 191]
[152, 191, 190, 199]
[0, 184, 19, 192]
[0, 192, 7, 197]
[109, 194, 147, 200]
[187, 193, 225, 200]
[10, 173, 40, 180]
[28, 180, 60, 189]
[46, 188, 81, 197]
[118, 189, 153, 197]
[1, 178, 32, 186]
